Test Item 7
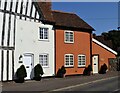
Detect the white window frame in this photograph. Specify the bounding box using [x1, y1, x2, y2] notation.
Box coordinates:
[39, 53, 49, 68]
[64, 30, 74, 43]
[78, 54, 86, 67]
[39, 27, 49, 41]
[64, 54, 74, 67]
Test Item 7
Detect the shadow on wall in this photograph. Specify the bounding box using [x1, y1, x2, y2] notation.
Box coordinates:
[30, 68, 34, 80]
[33, 64, 44, 81]
[83, 64, 93, 76]
[14, 64, 44, 83]
[14, 65, 27, 83]
[56, 66, 66, 78]
[99, 63, 108, 74]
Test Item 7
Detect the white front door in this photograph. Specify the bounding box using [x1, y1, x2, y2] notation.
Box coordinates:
[92, 55, 99, 74]
[23, 54, 34, 80]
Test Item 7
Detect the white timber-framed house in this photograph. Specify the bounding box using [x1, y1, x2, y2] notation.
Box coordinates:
[0, 0, 55, 81]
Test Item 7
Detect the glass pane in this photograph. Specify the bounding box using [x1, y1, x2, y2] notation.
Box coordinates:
[70, 61, 73, 65]
[66, 62, 69, 65]
[40, 28, 43, 39]
[44, 29, 48, 39]
[81, 61, 85, 65]
[70, 32, 73, 42]
[65, 32, 69, 41]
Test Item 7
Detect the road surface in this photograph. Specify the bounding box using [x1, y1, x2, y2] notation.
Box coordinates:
[2, 71, 120, 93]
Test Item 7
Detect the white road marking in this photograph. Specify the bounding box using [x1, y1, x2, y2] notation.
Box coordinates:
[114, 89, 120, 92]
[51, 76, 119, 91]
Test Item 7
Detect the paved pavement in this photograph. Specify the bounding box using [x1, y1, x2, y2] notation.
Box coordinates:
[1, 71, 120, 92]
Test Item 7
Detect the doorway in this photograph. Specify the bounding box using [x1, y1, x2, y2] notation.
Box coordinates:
[92, 55, 99, 74]
[23, 53, 34, 79]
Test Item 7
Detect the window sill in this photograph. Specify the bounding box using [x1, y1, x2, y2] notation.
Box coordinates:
[38, 39, 49, 42]
[42, 66, 49, 68]
[78, 66, 86, 68]
[64, 42, 74, 44]
[65, 66, 74, 68]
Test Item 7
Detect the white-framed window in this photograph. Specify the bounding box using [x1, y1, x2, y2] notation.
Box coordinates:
[65, 54, 74, 67]
[39, 27, 49, 40]
[64, 31, 74, 43]
[78, 54, 86, 67]
[39, 54, 49, 67]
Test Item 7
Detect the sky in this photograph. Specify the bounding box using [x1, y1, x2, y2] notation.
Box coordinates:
[52, 2, 118, 35]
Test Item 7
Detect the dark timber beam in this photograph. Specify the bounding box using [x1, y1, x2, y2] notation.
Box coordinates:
[34, 9, 37, 22]
[30, 2, 33, 20]
[0, 9, 39, 20]
[1, 0, 7, 46]
[25, 0, 29, 20]
[0, 0, 1, 8]
[0, 46, 15, 50]
[20, 0, 23, 19]
[15, 0, 18, 13]
[12, 50, 14, 80]
[1, 50, 4, 81]
[6, 0, 13, 81]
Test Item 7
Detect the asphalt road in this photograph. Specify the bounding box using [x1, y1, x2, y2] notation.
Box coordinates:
[2, 71, 120, 93]
[52, 76, 120, 92]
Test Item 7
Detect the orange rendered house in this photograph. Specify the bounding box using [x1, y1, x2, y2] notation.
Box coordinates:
[52, 10, 95, 75]
[92, 38, 117, 73]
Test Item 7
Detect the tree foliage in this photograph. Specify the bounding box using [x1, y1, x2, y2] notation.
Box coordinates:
[101, 30, 120, 56]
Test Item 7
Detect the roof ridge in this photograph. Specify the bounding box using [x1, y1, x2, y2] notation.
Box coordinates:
[52, 10, 76, 15]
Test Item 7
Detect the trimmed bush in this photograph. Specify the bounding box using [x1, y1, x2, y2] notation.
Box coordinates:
[34, 64, 44, 81]
[83, 65, 92, 76]
[88, 65, 92, 72]
[99, 63, 108, 74]
[56, 66, 66, 78]
[15, 65, 27, 83]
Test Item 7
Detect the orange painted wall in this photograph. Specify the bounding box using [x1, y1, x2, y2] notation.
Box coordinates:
[55, 29, 91, 75]
[92, 41, 116, 70]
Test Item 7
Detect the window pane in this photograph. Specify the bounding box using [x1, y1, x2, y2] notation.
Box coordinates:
[78, 55, 86, 66]
[82, 62, 85, 65]
[44, 29, 48, 39]
[39, 28, 48, 40]
[65, 32, 74, 42]
[39, 54, 48, 66]
[65, 32, 69, 41]
[70, 61, 73, 65]
[40, 28, 43, 39]
[65, 54, 73, 66]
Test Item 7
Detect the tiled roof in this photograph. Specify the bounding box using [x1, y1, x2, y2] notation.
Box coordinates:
[52, 10, 95, 31]
[37, 2, 54, 23]
[37, 2, 94, 31]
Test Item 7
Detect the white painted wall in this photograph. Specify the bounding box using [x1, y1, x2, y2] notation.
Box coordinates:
[15, 19, 55, 78]
[0, 0, 43, 81]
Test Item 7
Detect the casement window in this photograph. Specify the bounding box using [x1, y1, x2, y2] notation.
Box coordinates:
[39, 54, 49, 67]
[65, 54, 74, 67]
[78, 55, 86, 67]
[64, 31, 74, 43]
[39, 28, 48, 40]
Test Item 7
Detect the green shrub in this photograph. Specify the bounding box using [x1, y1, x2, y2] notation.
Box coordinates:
[15, 65, 27, 83]
[56, 66, 66, 78]
[34, 64, 44, 81]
